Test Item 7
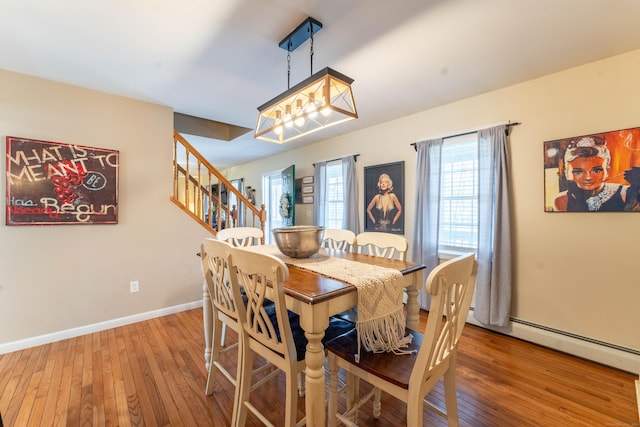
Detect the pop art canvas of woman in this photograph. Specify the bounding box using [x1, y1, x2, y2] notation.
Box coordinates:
[544, 127, 640, 212]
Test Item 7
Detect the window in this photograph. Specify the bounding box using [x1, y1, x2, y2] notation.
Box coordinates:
[262, 171, 283, 244]
[315, 156, 357, 231]
[325, 160, 344, 229]
[438, 133, 478, 255]
[415, 125, 511, 323]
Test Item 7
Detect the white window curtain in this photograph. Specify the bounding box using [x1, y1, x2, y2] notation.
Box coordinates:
[412, 125, 512, 327]
[476, 125, 512, 326]
[412, 137, 443, 310]
[313, 161, 328, 227]
[341, 156, 360, 233]
[313, 156, 359, 234]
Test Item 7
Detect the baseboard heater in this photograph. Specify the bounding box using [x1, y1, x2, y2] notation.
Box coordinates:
[510, 316, 640, 356]
[466, 307, 640, 374]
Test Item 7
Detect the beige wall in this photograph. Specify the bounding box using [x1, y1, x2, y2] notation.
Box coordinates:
[0, 70, 205, 344]
[226, 49, 640, 354]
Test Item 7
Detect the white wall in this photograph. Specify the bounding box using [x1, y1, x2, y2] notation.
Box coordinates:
[0, 70, 206, 345]
[226, 49, 640, 365]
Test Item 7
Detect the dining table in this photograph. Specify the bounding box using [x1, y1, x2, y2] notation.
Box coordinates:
[201, 246, 426, 426]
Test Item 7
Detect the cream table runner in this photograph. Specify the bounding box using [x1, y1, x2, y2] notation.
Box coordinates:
[248, 245, 414, 361]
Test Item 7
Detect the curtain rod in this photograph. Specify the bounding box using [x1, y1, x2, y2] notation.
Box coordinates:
[312, 153, 359, 167]
[410, 122, 521, 151]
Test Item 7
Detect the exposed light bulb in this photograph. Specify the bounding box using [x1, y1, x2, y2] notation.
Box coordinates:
[319, 94, 331, 117]
[273, 110, 284, 135]
[283, 104, 293, 128]
[294, 99, 305, 126]
[305, 93, 317, 118]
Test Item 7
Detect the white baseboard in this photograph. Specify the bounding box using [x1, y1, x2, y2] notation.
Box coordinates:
[466, 313, 640, 375]
[0, 300, 203, 355]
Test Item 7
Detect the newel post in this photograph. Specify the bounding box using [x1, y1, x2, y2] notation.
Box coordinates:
[260, 204, 267, 244]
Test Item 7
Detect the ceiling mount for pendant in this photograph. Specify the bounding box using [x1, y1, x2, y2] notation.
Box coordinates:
[254, 17, 358, 144]
[278, 17, 322, 52]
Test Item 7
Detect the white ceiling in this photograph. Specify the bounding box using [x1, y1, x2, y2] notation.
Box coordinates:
[3, 0, 640, 169]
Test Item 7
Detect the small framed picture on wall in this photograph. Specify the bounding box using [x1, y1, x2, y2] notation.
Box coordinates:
[295, 177, 315, 204]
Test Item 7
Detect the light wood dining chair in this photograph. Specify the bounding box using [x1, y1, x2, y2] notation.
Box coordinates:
[227, 246, 354, 427]
[200, 238, 277, 418]
[217, 226, 264, 247]
[355, 231, 408, 261]
[322, 228, 357, 252]
[326, 253, 477, 427]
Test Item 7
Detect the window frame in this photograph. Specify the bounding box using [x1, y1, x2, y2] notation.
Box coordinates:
[324, 160, 344, 230]
[262, 170, 284, 244]
[437, 133, 479, 258]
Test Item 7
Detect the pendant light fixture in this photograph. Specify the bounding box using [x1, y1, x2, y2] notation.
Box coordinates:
[254, 17, 358, 144]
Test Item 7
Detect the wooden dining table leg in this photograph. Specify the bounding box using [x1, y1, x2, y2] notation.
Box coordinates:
[404, 274, 421, 331]
[298, 303, 330, 427]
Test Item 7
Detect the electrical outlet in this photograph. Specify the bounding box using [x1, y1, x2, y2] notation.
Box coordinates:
[129, 280, 140, 293]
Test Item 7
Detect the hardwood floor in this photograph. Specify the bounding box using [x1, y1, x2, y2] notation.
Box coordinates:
[0, 308, 637, 426]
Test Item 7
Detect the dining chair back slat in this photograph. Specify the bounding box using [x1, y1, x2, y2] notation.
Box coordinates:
[215, 226, 264, 347]
[356, 232, 408, 261]
[231, 248, 294, 359]
[201, 239, 237, 328]
[323, 228, 357, 252]
[217, 226, 264, 247]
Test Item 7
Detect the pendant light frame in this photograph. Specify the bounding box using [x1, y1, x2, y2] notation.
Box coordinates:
[254, 17, 358, 144]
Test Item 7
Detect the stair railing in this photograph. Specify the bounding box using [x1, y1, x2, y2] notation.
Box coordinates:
[171, 130, 266, 242]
